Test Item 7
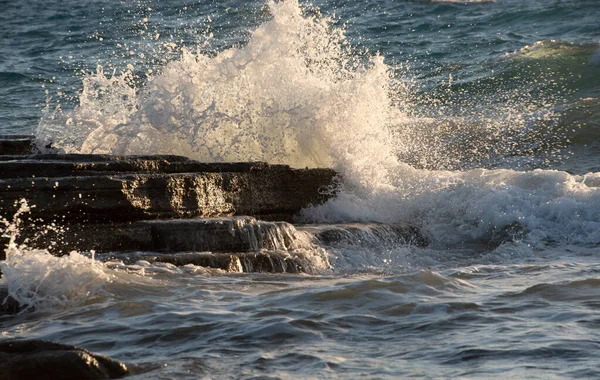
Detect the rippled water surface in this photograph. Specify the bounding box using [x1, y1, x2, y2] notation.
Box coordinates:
[2, 252, 600, 379]
[1, 0, 600, 378]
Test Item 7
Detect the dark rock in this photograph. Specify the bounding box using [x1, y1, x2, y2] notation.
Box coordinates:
[13, 217, 312, 255]
[0, 339, 129, 380]
[146, 217, 307, 253]
[104, 251, 307, 274]
[0, 135, 35, 156]
[300, 222, 428, 248]
[0, 155, 273, 178]
[0, 152, 430, 274]
[0, 156, 338, 224]
[0, 288, 21, 315]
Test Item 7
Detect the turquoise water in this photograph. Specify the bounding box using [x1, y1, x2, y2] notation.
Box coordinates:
[1, 0, 600, 378]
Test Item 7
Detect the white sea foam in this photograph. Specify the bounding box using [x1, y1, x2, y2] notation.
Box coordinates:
[0, 201, 111, 312]
[0, 246, 111, 312]
[36, 0, 600, 251]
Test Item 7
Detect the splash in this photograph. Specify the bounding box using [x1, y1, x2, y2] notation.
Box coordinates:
[37, 0, 402, 178]
[0, 200, 111, 312]
[36, 0, 600, 249]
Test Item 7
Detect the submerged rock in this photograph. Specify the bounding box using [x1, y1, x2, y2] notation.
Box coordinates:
[0, 339, 129, 380]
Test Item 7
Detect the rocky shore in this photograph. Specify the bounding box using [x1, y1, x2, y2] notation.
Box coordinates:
[0, 135, 428, 378]
[0, 136, 339, 265]
[0, 135, 427, 274]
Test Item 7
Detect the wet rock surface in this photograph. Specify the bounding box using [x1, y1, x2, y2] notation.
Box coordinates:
[0, 159, 338, 223]
[0, 339, 129, 380]
[0, 135, 35, 156]
[102, 251, 308, 274]
[0, 135, 427, 274]
[301, 223, 428, 248]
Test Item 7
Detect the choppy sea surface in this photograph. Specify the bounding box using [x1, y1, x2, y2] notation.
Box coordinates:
[1, 0, 600, 378]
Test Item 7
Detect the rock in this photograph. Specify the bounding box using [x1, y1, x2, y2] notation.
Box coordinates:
[104, 251, 307, 274]
[0, 288, 21, 315]
[299, 222, 428, 248]
[487, 221, 528, 247]
[16, 218, 427, 274]
[14, 217, 312, 255]
[145, 217, 310, 253]
[0, 339, 129, 380]
[0, 154, 275, 178]
[0, 154, 339, 265]
[0, 156, 338, 224]
[0, 152, 430, 274]
[0, 135, 35, 156]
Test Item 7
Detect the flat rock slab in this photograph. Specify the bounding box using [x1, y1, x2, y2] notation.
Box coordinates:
[20, 217, 425, 255]
[18, 217, 309, 254]
[102, 251, 308, 274]
[0, 154, 278, 178]
[0, 155, 338, 224]
[0, 339, 129, 380]
[0, 135, 35, 156]
[0, 138, 429, 275]
[7, 218, 426, 275]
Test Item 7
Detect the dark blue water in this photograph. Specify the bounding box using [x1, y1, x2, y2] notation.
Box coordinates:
[1, 1, 600, 378]
[2, 0, 599, 130]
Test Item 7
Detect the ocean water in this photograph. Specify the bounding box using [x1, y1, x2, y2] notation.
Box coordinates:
[1, 0, 600, 378]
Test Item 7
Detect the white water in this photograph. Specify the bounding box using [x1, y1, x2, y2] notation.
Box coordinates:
[36, 0, 600, 253]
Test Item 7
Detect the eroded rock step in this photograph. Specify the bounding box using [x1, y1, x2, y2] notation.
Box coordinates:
[17, 217, 312, 255]
[101, 251, 308, 274]
[0, 158, 337, 223]
[22, 217, 426, 255]
[87, 219, 425, 275]
[12, 218, 426, 275]
[0, 136, 427, 276]
[0, 154, 280, 178]
[0, 135, 35, 156]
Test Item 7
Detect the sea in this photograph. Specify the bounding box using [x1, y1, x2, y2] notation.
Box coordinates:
[1, 0, 600, 378]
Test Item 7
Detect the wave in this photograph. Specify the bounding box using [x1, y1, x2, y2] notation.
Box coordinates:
[35, 0, 600, 250]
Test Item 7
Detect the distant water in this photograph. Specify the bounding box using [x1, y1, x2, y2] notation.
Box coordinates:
[1, 0, 600, 378]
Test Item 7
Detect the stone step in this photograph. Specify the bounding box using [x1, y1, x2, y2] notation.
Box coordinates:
[18, 217, 311, 254]
[0, 135, 35, 156]
[15, 217, 426, 255]
[101, 251, 308, 274]
[0, 155, 279, 178]
[5, 218, 427, 275]
[0, 162, 337, 223]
